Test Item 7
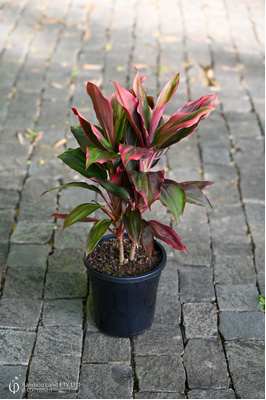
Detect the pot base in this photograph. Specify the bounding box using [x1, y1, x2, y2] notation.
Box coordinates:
[84, 234, 167, 337]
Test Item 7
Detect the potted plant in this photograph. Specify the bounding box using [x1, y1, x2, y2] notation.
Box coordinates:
[41, 68, 216, 337]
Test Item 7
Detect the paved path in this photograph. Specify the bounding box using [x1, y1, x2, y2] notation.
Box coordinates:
[0, 0, 264, 398]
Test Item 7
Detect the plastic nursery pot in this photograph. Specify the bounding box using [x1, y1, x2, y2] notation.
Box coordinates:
[83, 234, 167, 338]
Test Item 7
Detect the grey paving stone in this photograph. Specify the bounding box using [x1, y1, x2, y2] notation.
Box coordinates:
[213, 255, 256, 285]
[42, 299, 84, 326]
[0, 172, 25, 191]
[34, 326, 83, 356]
[0, 365, 28, 399]
[0, 329, 36, 365]
[83, 331, 131, 363]
[44, 272, 87, 299]
[48, 248, 86, 274]
[169, 240, 212, 267]
[0, 209, 14, 243]
[133, 324, 183, 356]
[157, 262, 179, 295]
[2, 266, 46, 299]
[183, 302, 218, 340]
[135, 355, 185, 393]
[28, 356, 80, 393]
[0, 298, 42, 330]
[135, 392, 185, 399]
[216, 284, 261, 311]
[54, 222, 92, 249]
[77, 363, 133, 399]
[7, 244, 50, 268]
[183, 339, 229, 389]
[225, 340, 265, 399]
[11, 221, 54, 244]
[178, 266, 215, 303]
[219, 311, 265, 340]
[153, 294, 181, 325]
[85, 294, 100, 332]
[0, 189, 19, 210]
[188, 389, 236, 399]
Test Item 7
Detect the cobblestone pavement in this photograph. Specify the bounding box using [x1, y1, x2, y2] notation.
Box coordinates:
[0, 0, 265, 398]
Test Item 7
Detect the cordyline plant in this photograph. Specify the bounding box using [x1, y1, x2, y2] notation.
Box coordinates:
[42, 69, 216, 265]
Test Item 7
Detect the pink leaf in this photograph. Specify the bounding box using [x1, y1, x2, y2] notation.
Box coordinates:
[148, 220, 187, 253]
[72, 108, 112, 151]
[87, 82, 115, 148]
[111, 80, 144, 146]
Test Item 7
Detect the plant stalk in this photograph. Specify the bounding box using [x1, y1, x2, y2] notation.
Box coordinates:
[129, 242, 137, 261]
[118, 237, 124, 265]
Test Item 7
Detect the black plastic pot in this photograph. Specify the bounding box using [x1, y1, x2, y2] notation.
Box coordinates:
[83, 234, 167, 337]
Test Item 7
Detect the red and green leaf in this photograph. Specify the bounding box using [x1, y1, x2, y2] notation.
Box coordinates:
[151, 106, 215, 148]
[129, 170, 164, 209]
[62, 203, 102, 231]
[72, 108, 113, 151]
[159, 179, 186, 224]
[86, 147, 119, 169]
[180, 183, 212, 208]
[123, 208, 142, 245]
[140, 219, 154, 259]
[86, 219, 112, 254]
[70, 124, 95, 153]
[181, 180, 214, 190]
[51, 213, 99, 223]
[119, 143, 151, 167]
[148, 220, 187, 252]
[149, 73, 180, 141]
[95, 178, 131, 200]
[133, 68, 151, 144]
[111, 79, 144, 146]
[87, 82, 115, 149]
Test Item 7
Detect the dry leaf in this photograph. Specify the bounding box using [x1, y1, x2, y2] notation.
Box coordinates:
[17, 132, 24, 146]
[53, 138, 67, 148]
[82, 64, 102, 71]
[51, 82, 63, 89]
[105, 41, 112, 51]
[133, 63, 147, 70]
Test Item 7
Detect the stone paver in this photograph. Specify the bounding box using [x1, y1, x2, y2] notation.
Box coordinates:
[225, 340, 265, 399]
[77, 364, 133, 399]
[0, 0, 264, 398]
[183, 339, 229, 389]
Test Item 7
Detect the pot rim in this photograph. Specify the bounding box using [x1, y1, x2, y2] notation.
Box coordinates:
[83, 233, 167, 283]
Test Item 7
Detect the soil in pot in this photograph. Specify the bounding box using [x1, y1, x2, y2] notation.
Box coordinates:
[88, 237, 163, 277]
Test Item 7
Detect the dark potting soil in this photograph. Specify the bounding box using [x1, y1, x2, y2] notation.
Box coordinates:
[88, 238, 163, 277]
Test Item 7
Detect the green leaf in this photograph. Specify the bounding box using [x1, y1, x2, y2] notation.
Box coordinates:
[180, 183, 212, 208]
[96, 178, 131, 200]
[86, 147, 119, 169]
[58, 148, 107, 180]
[86, 219, 112, 254]
[123, 209, 142, 245]
[62, 203, 102, 231]
[159, 179, 186, 224]
[40, 181, 103, 198]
